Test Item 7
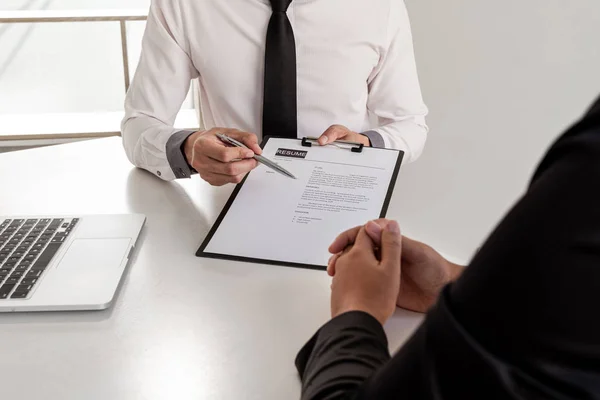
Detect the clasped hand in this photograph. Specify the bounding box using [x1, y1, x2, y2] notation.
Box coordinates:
[327, 219, 463, 325]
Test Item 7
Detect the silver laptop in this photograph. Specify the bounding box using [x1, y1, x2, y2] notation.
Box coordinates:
[0, 214, 145, 312]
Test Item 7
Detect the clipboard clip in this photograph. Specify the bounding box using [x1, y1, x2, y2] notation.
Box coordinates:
[301, 137, 364, 153]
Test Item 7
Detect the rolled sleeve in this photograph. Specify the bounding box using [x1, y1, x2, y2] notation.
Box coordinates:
[121, 2, 199, 181]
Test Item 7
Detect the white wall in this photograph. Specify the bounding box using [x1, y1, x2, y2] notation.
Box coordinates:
[394, 0, 600, 262]
[0, 0, 192, 114]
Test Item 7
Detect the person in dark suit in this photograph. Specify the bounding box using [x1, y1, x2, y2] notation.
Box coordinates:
[296, 95, 600, 399]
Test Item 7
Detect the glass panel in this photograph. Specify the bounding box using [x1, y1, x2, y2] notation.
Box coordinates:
[0, 21, 126, 114]
[0, 0, 194, 117]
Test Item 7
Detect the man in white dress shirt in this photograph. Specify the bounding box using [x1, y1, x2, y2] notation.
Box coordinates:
[122, 0, 428, 185]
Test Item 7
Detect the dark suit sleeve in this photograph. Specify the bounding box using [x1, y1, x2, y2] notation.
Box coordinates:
[295, 311, 391, 400]
[296, 95, 600, 400]
[296, 288, 529, 400]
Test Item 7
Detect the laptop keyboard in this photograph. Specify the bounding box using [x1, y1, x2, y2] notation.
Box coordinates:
[0, 218, 78, 300]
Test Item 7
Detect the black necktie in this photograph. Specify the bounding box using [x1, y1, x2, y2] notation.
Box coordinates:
[263, 0, 297, 139]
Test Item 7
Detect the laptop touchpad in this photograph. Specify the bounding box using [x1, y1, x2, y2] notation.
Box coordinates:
[55, 238, 131, 285]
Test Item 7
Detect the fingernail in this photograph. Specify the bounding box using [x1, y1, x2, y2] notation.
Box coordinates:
[365, 220, 382, 237]
[387, 220, 400, 234]
[245, 151, 254, 158]
[321, 137, 329, 144]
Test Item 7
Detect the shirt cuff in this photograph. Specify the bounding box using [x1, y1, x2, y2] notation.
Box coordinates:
[166, 130, 197, 179]
[360, 130, 385, 148]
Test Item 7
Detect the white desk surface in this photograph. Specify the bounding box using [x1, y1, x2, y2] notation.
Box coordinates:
[0, 138, 427, 400]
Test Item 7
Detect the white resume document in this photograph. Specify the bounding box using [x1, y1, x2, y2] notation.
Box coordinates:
[197, 138, 403, 269]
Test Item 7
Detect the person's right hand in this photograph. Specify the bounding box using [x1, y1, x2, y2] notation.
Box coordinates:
[330, 221, 402, 326]
[328, 219, 464, 313]
[183, 128, 263, 186]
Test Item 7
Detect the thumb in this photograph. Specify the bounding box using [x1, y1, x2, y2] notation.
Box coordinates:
[380, 220, 402, 268]
[364, 220, 383, 247]
[318, 125, 344, 145]
[353, 226, 377, 260]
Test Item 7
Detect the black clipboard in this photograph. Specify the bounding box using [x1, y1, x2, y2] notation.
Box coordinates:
[196, 136, 404, 271]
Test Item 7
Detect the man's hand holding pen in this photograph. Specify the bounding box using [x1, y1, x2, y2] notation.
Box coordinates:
[184, 128, 262, 186]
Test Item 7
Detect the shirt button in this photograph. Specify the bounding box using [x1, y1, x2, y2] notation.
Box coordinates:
[157, 171, 162, 177]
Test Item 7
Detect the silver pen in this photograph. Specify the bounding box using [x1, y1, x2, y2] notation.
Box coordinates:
[216, 133, 297, 179]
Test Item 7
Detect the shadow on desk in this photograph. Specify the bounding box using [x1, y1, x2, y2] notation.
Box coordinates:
[125, 169, 204, 216]
[125, 168, 212, 246]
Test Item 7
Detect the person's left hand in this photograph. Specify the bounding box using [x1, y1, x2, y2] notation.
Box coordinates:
[317, 125, 371, 147]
